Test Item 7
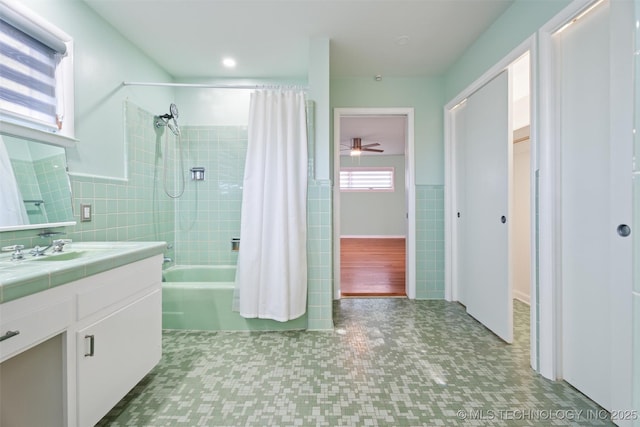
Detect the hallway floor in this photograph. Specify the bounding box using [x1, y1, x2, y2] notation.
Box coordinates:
[98, 300, 611, 426]
[340, 238, 406, 297]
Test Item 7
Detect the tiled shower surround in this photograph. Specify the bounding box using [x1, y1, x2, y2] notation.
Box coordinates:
[172, 126, 245, 266]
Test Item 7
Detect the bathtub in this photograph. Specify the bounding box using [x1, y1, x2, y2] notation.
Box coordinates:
[162, 265, 306, 331]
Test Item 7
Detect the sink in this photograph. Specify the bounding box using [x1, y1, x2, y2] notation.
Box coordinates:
[32, 251, 89, 261]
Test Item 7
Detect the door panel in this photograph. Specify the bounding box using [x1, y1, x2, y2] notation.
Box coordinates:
[557, 0, 612, 410]
[459, 71, 513, 343]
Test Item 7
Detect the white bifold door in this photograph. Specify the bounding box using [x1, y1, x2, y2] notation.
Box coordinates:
[455, 70, 513, 344]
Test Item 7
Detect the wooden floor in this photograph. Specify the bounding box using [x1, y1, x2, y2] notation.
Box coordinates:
[340, 237, 406, 297]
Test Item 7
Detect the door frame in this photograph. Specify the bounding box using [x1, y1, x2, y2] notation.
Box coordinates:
[333, 107, 416, 299]
[444, 36, 536, 364]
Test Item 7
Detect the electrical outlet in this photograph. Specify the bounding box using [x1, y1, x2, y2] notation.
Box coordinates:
[80, 204, 92, 222]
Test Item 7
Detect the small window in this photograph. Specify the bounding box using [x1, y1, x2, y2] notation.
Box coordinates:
[340, 167, 394, 192]
[0, 2, 73, 138]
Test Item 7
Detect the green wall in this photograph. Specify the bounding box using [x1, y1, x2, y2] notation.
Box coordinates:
[331, 77, 444, 185]
[444, 0, 571, 102]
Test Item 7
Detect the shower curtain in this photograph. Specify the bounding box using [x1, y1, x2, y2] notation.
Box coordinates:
[233, 90, 308, 321]
[0, 136, 29, 226]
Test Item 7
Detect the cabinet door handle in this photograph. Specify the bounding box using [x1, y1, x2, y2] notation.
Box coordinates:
[0, 330, 20, 342]
[84, 334, 95, 357]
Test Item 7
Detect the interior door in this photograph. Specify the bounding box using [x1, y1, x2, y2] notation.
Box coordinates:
[556, 0, 632, 412]
[457, 71, 513, 343]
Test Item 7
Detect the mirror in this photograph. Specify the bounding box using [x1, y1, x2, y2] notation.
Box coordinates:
[0, 133, 75, 232]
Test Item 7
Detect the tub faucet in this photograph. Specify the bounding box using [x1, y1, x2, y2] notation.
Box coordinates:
[163, 257, 173, 264]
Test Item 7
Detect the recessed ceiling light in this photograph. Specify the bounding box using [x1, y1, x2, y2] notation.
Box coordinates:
[222, 57, 236, 68]
[395, 35, 410, 46]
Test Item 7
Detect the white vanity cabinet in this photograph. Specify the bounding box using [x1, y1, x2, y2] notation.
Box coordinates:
[75, 256, 162, 427]
[0, 250, 163, 427]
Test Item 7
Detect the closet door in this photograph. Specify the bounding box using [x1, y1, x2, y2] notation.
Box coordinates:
[556, 0, 633, 411]
[458, 71, 513, 343]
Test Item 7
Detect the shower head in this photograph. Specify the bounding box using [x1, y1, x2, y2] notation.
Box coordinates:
[155, 103, 181, 136]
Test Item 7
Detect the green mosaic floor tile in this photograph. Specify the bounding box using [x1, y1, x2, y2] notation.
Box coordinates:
[98, 300, 612, 426]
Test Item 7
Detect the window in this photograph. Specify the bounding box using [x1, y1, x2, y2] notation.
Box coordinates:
[340, 167, 394, 192]
[0, 1, 74, 141]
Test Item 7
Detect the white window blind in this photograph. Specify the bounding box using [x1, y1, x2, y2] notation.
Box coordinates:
[340, 167, 394, 192]
[0, 18, 64, 130]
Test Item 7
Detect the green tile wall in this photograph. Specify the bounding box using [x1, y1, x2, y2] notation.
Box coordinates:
[67, 101, 175, 248]
[307, 180, 333, 330]
[173, 126, 246, 265]
[415, 185, 445, 299]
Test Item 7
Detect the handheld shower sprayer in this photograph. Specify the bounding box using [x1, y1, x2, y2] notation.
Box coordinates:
[155, 103, 180, 136]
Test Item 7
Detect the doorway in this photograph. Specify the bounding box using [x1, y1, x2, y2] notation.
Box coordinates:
[333, 108, 416, 299]
[447, 49, 532, 345]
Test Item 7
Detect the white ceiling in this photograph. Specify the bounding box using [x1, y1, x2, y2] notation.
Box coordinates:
[83, 0, 513, 79]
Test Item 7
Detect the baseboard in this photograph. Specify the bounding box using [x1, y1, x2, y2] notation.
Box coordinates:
[513, 290, 530, 305]
[340, 235, 406, 239]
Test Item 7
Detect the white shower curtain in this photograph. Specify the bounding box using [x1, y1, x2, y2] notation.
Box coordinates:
[0, 136, 29, 226]
[233, 90, 308, 321]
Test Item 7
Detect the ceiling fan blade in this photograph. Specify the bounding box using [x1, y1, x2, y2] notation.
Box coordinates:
[363, 148, 384, 153]
[361, 142, 380, 148]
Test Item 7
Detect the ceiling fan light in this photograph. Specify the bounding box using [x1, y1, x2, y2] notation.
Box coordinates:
[350, 148, 361, 156]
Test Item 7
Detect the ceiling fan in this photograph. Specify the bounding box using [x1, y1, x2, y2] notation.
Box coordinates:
[341, 137, 384, 156]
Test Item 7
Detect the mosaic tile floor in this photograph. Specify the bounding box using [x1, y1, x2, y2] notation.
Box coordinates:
[98, 299, 612, 426]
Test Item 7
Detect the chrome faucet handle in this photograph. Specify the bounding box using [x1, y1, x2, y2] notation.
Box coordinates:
[1, 245, 25, 260]
[52, 239, 72, 252]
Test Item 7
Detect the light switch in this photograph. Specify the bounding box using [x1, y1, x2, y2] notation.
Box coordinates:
[80, 204, 92, 222]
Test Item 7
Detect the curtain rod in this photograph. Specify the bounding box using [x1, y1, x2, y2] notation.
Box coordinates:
[122, 81, 309, 90]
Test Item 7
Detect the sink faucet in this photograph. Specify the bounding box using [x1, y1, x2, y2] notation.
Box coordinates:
[32, 230, 68, 256]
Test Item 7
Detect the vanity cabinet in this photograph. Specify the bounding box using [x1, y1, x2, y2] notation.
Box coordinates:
[77, 290, 161, 427]
[0, 251, 163, 427]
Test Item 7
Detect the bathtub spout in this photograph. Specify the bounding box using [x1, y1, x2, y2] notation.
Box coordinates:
[163, 257, 173, 264]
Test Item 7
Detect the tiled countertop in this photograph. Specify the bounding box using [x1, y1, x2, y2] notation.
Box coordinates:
[0, 241, 166, 304]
